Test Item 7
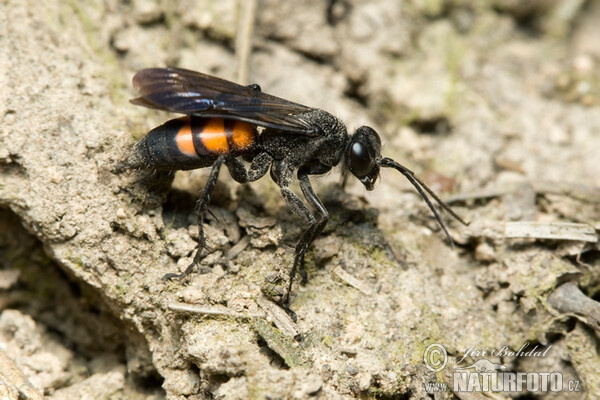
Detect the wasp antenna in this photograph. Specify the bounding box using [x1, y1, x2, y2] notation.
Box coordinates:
[379, 157, 468, 248]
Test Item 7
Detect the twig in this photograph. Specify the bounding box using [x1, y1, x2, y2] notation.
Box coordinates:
[504, 221, 597, 243]
[256, 295, 300, 339]
[167, 302, 258, 319]
[235, 0, 258, 85]
[548, 282, 600, 333]
[333, 265, 374, 296]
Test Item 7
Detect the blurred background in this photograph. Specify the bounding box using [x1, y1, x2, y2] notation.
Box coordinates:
[1, 0, 599, 399]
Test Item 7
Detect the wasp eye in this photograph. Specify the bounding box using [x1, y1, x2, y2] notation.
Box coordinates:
[348, 141, 374, 178]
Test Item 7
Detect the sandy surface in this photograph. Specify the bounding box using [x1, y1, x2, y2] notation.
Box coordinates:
[1, 0, 599, 399]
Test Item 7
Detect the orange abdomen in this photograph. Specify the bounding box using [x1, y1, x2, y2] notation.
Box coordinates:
[174, 117, 256, 157]
[134, 116, 257, 170]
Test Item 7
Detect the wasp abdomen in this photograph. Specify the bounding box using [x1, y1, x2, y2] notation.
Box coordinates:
[131, 116, 256, 170]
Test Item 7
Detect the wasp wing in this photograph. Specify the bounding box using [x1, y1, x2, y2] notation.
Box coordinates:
[131, 67, 317, 134]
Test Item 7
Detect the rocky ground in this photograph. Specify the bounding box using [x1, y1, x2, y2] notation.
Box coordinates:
[1, 0, 599, 399]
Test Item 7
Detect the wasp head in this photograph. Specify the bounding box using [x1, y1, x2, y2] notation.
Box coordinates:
[345, 125, 469, 247]
[345, 126, 382, 191]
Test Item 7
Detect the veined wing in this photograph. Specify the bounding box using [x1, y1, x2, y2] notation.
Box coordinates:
[131, 67, 317, 134]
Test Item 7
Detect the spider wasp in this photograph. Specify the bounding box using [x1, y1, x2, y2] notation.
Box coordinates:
[128, 67, 467, 304]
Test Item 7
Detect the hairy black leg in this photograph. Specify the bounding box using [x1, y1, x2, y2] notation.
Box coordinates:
[271, 160, 333, 304]
[270, 161, 316, 304]
[163, 155, 227, 281]
[283, 164, 331, 296]
[339, 167, 350, 190]
[225, 152, 272, 183]
[295, 167, 330, 283]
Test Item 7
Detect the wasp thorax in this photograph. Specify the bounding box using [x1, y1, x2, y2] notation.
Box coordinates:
[346, 126, 382, 190]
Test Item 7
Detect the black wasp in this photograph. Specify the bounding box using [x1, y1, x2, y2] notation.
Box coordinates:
[128, 67, 467, 304]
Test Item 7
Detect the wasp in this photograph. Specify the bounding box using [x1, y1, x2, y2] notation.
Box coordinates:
[128, 67, 467, 304]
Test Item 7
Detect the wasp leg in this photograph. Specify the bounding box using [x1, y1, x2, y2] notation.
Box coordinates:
[225, 152, 272, 183]
[271, 161, 332, 304]
[284, 164, 331, 299]
[269, 162, 314, 304]
[296, 166, 330, 283]
[163, 155, 227, 281]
